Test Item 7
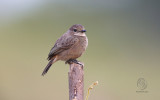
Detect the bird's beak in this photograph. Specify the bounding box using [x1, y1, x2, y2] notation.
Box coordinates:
[81, 30, 86, 33]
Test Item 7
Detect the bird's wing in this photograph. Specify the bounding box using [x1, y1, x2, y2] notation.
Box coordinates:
[47, 34, 79, 60]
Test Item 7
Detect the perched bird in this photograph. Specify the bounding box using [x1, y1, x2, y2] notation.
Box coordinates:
[42, 24, 88, 76]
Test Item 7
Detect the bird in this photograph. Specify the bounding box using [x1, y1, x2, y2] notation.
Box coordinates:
[42, 24, 88, 76]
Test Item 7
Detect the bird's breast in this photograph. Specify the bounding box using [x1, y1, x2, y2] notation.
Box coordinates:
[70, 36, 88, 56]
[60, 36, 88, 61]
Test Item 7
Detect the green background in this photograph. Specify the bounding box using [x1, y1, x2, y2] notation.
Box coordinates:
[0, 0, 160, 100]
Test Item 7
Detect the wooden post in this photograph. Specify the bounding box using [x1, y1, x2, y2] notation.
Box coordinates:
[68, 63, 84, 100]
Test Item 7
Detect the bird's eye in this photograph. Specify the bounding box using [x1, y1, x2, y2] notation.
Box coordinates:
[73, 29, 77, 32]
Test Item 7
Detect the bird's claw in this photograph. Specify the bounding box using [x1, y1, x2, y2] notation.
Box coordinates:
[65, 59, 84, 67]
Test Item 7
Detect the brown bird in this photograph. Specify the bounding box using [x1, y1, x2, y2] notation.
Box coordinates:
[42, 24, 88, 76]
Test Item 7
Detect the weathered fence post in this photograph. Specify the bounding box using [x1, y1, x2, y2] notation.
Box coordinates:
[68, 63, 84, 100]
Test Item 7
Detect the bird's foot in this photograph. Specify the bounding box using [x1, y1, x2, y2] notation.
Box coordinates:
[65, 59, 78, 64]
[65, 59, 84, 66]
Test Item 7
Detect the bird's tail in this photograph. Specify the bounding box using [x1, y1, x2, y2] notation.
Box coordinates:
[42, 59, 54, 76]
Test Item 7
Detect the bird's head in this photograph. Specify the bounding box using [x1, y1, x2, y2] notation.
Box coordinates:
[69, 24, 86, 36]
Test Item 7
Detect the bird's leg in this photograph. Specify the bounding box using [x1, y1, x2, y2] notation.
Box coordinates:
[73, 59, 84, 67]
[72, 59, 81, 65]
[65, 59, 77, 64]
[65, 59, 73, 64]
[65, 59, 84, 66]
